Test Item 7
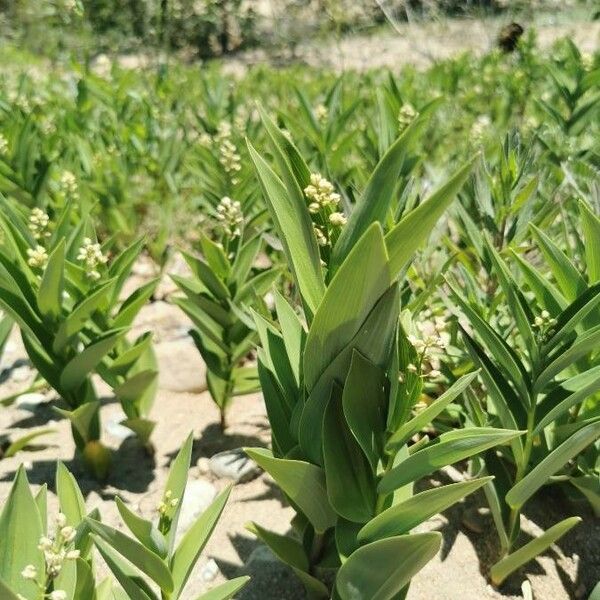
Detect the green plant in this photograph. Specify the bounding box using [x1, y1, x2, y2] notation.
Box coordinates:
[172, 203, 281, 429]
[0, 200, 158, 477]
[0, 435, 248, 600]
[448, 235, 600, 585]
[242, 115, 521, 598]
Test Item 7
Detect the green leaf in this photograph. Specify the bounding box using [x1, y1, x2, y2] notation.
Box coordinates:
[247, 140, 324, 318]
[531, 224, 587, 301]
[342, 350, 387, 470]
[53, 280, 115, 354]
[386, 372, 478, 452]
[304, 223, 391, 391]
[506, 420, 600, 509]
[323, 384, 377, 523]
[4, 428, 54, 458]
[246, 522, 308, 571]
[37, 238, 65, 322]
[86, 518, 174, 592]
[171, 486, 231, 597]
[358, 477, 493, 543]
[163, 433, 193, 553]
[332, 116, 428, 270]
[245, 448, 336, 533]
[379, 428, 522, 494]
[0, 466, 44, 596]
[60, 329, 126, 392]
[115, 497, 168, 559]
[385, 157, 476, 277]
[580, 200, 600, 283]
[92, 536, 157, 600]
[490, 517, 581, 585]
[200, 234, 231, 280]
[336, 533, 441, 600]
[113, 278, 160, 329]
[197, 577, 251, 600]
[56, 461, 86, 525]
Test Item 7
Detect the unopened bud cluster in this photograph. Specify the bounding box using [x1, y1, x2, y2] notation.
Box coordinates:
[157, 488, 179, 535]
[0, 133, 8, 154]
[216, 196, 244, 239]
[216, 122, 242, 184]
[398, 103, 418, 131]
[29, 208, 52, 240]
[59, 170, 79, 200]
[27, 245, 49, 269]
[303, 173, 346, 250]
[21, 512, 80, 599]
[77, 237, 109, 281]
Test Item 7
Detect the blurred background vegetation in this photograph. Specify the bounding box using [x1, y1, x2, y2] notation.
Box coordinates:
[0, 0, 596, 62]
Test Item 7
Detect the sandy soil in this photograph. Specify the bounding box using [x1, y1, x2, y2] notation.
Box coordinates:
[0, 260, 598, 599]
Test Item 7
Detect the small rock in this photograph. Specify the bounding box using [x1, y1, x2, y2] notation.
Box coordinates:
[246, 545, 279, 566]
[16, 392, 48, 411]
[209, 449, 261, 483]
[155, 339, 206, 392]
[105, 418, 135, 440]
[176, 480, 217, 534]
[196, 457, 211, 475]
[201, 558, 220, 582]
[462, 506, 490, 534]
[11, 366, 33, 383]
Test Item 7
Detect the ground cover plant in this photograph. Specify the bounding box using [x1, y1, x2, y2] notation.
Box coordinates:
[0, 3, 599, 598]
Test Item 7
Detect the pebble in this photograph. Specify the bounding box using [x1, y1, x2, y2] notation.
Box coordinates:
[201, 558, 220, 582]
[105, 418, 135, 440]
[209, 449, 261, 483]
[176, 480, 217, 534]
[11, 365, 33, 383]
[16, 392, 48, 411]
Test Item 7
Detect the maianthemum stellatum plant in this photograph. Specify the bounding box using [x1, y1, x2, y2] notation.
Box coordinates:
[240, 111, 524, 599]
[0, 198, 159, 478]
[448, 229, 600, 584]
[0, 434, 248, 600]
[172, 197, 281, 430]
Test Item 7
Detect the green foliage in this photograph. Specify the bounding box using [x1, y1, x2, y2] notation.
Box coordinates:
[0, 436, 249, 600]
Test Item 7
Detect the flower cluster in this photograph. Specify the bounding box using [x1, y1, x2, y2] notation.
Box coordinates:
[21, 513, 80, 599]
[157, 489, 179, 535]
[216, 122, 242, 184]
[28, 208, 52, 241]
[304, 173, 341, 214]
[404, 311, 450, 381]
[0, 133, 8, 155]
[315, 104, 328, 123]
[77, 237, 108, 281]
[398, 103, 419, 131]
[27, 245, 49, 269]
[59, 170, 78, 200]
[216, 196, 244, 239]
[470, 115, 491, 146]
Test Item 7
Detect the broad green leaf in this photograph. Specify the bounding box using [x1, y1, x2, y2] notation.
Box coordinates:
[531, 224, 587, 301]
[386, 372, 478, 452]
[113, 278, 160, 329]
[342, 350, 387, 470]
[171, 486, 231, 597]
[274, 291, 305, 386]
[323, 384, 377, 523]
[60, 329, 126, 392]
[245, 448, 336, 533]
[92, 536, 157, 600]
[385, 157, 475, 278]
[332, 116, 428, 269]
[197, 577, 251, 600]
[336, 533, 441, 600]
[163, 433, 193, 553]
[246, 522, 308, 571]
[580, 200, 600, 283]
[506, 420, 600, 509]
[86, 518, 174, 592]
[379, 428, 522, 494]
[304, 223, 391, 391]
[56, 461, 86, 525]
[37, 239, 65, 322]
[490, 517, 581, 585]
[0, 467, 44, 596]
[247, 141, 324, 318]
[115, 497, 168, 558]
[358, 477, 493, 542]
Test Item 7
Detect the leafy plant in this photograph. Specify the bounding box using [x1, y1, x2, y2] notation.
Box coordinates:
[0, 200, 158, 478]
[448, 235, 600, 585]
[0, 435, 248, 600]
[242, 115, 520, 598]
